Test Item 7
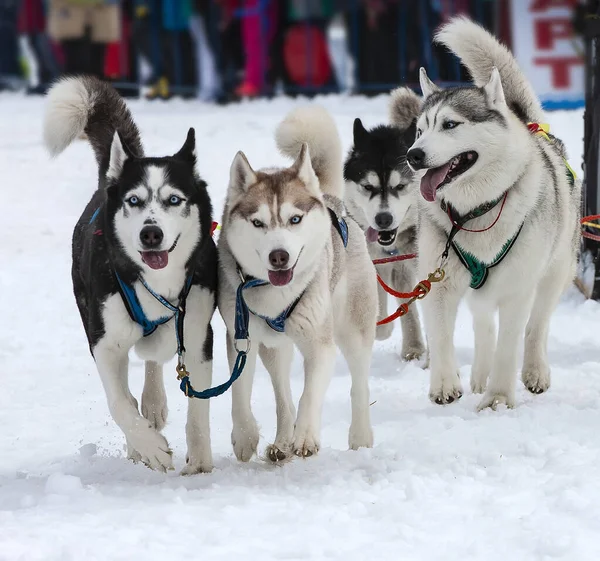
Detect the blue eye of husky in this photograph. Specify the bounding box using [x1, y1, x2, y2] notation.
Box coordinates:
[127, 195, 140, 206]
[290, 215, 303, 225]
[442, 121, 460, 130]
[252, 219, 264, 228]
[168, 195, 182, 205]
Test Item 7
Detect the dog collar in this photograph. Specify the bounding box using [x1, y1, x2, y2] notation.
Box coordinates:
[440, 194, 523, 290]
[235, 269, 303, 333]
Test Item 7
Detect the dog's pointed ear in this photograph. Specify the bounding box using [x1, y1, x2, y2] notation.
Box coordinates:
[483, 67, 506, 109]
[174, 127, 196, 164]
[229, 151, 257, 193]
[292, 143, 318, 189]
[353, 118, 369, 149]
[419, 67, 440, 99]
[107, 131, 128, 181]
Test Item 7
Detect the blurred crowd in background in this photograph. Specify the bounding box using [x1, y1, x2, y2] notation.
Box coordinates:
[0, 0, 513, 102]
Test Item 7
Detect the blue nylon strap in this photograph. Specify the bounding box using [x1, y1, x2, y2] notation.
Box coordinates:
[235, 277, 268, 339]
[338, 217, 349, 248]
[328, 208, 349, 248]
[115, 273, 174, 337]
[89, 207, 101, 224]
[179, 351, 247, 399]
[179, 277, 265, 400]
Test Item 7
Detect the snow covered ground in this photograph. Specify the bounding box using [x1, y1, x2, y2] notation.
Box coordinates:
[0, 93, 599, 561]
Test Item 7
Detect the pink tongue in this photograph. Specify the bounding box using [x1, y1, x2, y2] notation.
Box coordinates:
[420, 163, 451, 202]
[141, 251, 169, 270]
[366, 227, 379, 243]
[268, 269, 294, 286]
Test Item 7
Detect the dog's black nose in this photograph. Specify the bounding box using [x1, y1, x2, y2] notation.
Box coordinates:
[269, 249, 290, 269]
[140, 225, 164, 249]
[407, 148, 426, 169]
[375, 212, 394, 230]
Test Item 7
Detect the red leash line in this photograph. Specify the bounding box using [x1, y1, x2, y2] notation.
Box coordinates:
[376, 275, 421, 299]
[372, 252, 417, 265]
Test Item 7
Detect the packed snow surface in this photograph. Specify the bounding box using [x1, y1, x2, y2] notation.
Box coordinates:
[0, 93, 598, 561]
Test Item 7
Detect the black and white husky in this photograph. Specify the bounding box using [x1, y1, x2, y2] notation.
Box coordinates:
[344, 88, 425, 359]
[43, 76, 217, 473]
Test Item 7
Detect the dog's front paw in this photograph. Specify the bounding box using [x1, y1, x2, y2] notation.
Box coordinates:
[127, 424, 174, 472]
[522, 367, 551, 395]
[181, 453, 213, 476]
[376, 323, 393, 341]
[265, 443, 292, 464]
[349, 420, 374, 450]
[429, 372, 463, 405]
[470, 368, 489, 394]
[477, 391, 515, 411]
[231, 420, 259, 462]
[401, 343, 426, 362]
[126, 440, 142, 463]
[292, 427, 320, 458]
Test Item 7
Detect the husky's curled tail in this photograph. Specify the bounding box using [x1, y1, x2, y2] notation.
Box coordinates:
[43, 76, 144, 176]
[275, 105, 344, 198]
[434, 16, 545, 124]
[388, 87, 422, 130]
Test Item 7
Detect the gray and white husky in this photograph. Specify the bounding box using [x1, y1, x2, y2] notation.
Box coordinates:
[406, 17, 581, 409]
[344, 88, 425, 359]
[217, 106, 378, 462]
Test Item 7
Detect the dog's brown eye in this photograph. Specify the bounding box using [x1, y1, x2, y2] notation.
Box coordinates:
[363, 184, 374, 192]
[252, 219, 264, 228]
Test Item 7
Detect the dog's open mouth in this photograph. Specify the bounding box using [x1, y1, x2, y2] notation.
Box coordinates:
[139, 236, 180, 270]
[268, 268, 294, 286]
[366, 227, 398, 247]
[420, 151, 478, 202]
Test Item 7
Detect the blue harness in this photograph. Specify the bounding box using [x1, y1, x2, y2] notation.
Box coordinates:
[183, 209, 350, 398]
[89, 205, 349, 400]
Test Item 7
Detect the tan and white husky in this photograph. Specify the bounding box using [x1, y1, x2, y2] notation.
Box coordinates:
[217, 106, 378, 462]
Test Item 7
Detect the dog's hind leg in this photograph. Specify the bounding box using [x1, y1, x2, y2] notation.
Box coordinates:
[141, 361, 168, 432]
[469, 302, 496, 394]
[336, 328, 374, 450]
[375, 265, 393, 341]
[228, 332, 260, 462]
[393, 265, 425, 361]
[478, 291, 535, 411]
[521, 258, 573, 395]
[259, 341, 296, 463]
[95, 343, 174, 472]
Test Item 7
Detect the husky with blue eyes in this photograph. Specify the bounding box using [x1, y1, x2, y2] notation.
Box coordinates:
[217, 106, 378, 462]
[43, 76, 217, 474]
[406, 17, 580, 409]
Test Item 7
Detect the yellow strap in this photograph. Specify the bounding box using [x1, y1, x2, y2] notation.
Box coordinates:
[528, 122, 577, 180]
[582, 221, 600, 230]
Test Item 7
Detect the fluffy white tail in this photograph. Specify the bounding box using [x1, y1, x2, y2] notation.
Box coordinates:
[43, 75, 143, 172]
[435, 16, 545, 123]
[275, 105, 344, 198]
[389, 87, 422, 130]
